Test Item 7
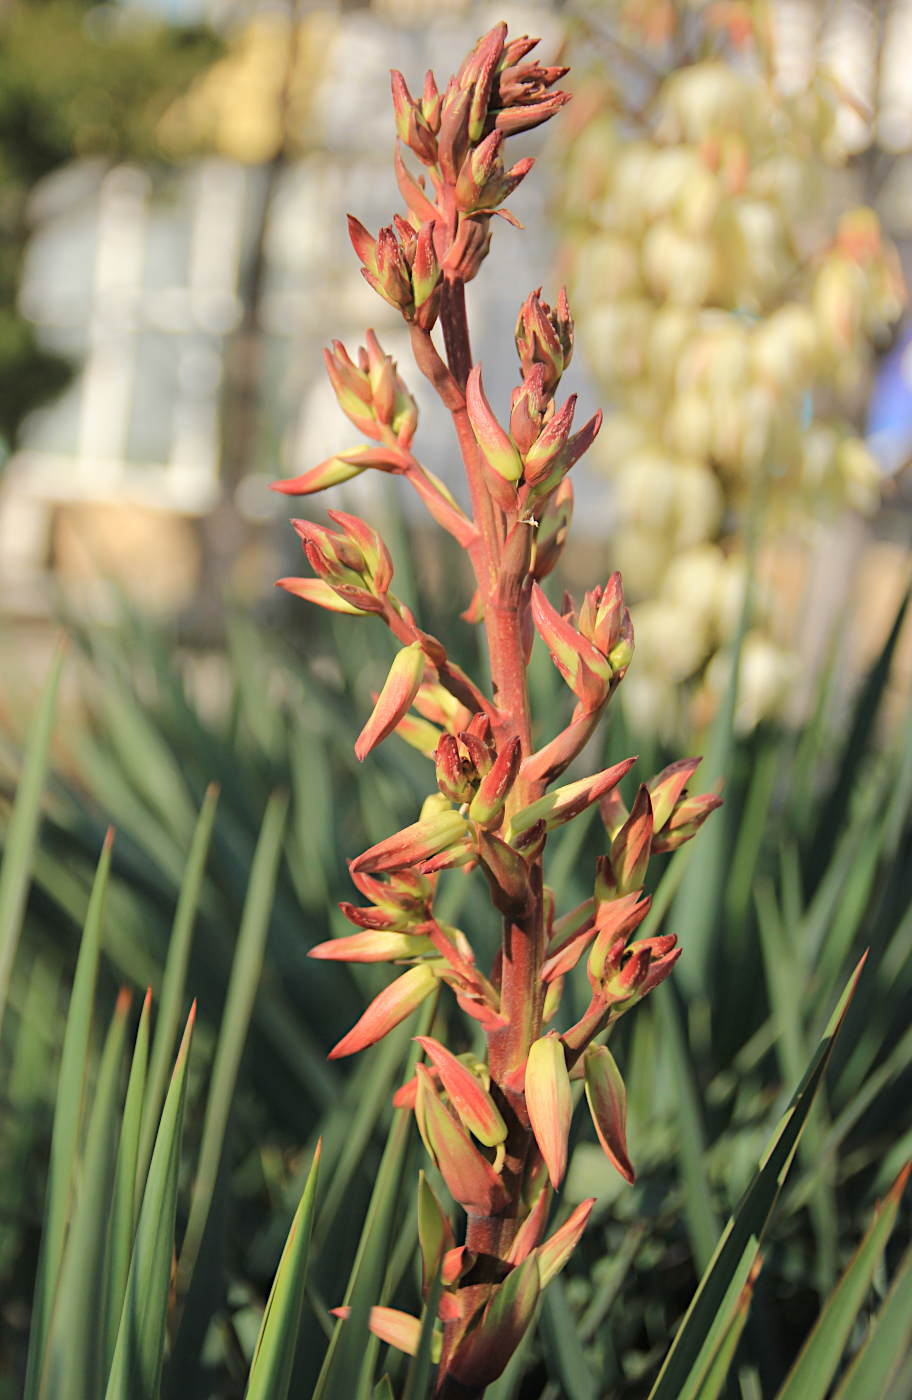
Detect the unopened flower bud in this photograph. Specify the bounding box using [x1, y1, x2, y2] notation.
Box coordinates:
[436, 733, 475, 804]
[609, 785, 653, 896]
[477, 830, 533, 916]
[455, 130, 534, 214]
[651, 791, 723, 853]
[437, 87, 472, 184]
[509, 758, 636, 838]
[355, 643, 426, 762]
[647, 757, 702, 833]
[443, 215, 492, 284]
[422, 70, 442, 130]
[523, 395, 576, 482]
[466, 364, 523, 483]
[415, 1064, 509, 1215]
[352, 810, 470, 875]
[390, 69, 438, 165]
[515, 289, 573, 394]
[530, 582, 612, 710]
[525, 1033, 572, 1188]
[415, 1036, 507, 1146]
[469, 735, 521, 828]
[584, 1045, 634, 1183]
[329, 963, 439, 1059]
[509, 364, 550, 456]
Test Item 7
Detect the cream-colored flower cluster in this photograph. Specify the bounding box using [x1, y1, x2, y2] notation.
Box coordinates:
[554, 16, 905, 737]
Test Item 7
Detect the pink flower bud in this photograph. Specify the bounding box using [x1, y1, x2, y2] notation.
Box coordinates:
[469, 735, 521, 828]
[422, 70, 441, 130]
[458, 729, 494, 777]
[515, 289, 565, 395]
[651, 792, 723, 853]
[414, 1064, 509, 1215]
[455, 130, 505, 211]
[391, 69, 416, 143]
[269, 453, 366, 498]
[592, 572, 626, 656]
[328, 963, 439, 1059]
[412, 220, 441, 309]
[462, 22, 506, 141]
[525, 410, 603, 500]
[509, 364, 550, 456]
[584, 1044, 634, 1183]
[638, 942, 682, 996]
[308, 928, 434, 962]
[355, 644, 426, 762]
[293, 519, 366, 578]
[535, 1197, 595, 1289]
[390, 70, 438, 165]
[415, 1036, 507, 1146]
[529, 582, 612, 710]
[606, 947, 650, 1003]
[466, 365, 523, 483]
[522, 395, 577, 482]
[347, 215, 378, 275]
[587, 892, 652, 988]
[525, 1033, 572, 1188]
[437, 87, 472, 184]
[647, 757, 702, 833]
[506, 1184, 552, 1266]
[436, 733, 474, 803]
[442, 214, 492, 284]
[466, 710, 494, 745]
[509, 757, 636, 838]
[326, 509, 394, 591]
[492, 91, 571, 137]
[323, 345, 378, 439]
[352, 810, 470, 874]
[610, 785, 653, 896]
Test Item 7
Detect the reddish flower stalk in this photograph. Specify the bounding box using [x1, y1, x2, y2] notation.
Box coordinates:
[272, 22, 719, 1396]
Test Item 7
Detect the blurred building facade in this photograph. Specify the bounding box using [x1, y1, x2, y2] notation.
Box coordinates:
[1, 0, 912, 726]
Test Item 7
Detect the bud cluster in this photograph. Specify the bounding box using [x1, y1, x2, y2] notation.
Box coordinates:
[272, 21, 723, 1392]
[349, 215, 442, 329]
[530, 572, 634, 714]
[289, 509, 393, 616]
[464, 288, 603, 522]
[324, 330, 418, 445]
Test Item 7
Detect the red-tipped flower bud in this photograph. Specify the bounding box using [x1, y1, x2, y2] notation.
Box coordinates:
[415, 1064, 509, 1215]
[328, 963, 439, 1059]
[355, 643, 426, 762]
[415, 1037, 507, 1146]
[466, 364, 523, 483]
[469, 735, 522, 828]
[584, 1044, 634, 1183]
[509, 757, 636, 838]
[609, 785, 653, 897]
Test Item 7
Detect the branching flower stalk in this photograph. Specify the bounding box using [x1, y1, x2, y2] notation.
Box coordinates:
[273, 23, 720, 1397]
